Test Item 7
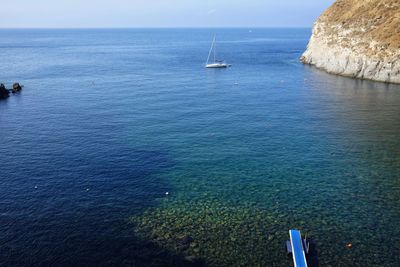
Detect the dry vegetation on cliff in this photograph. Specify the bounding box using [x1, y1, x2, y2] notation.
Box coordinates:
[319, 0, 400, 53]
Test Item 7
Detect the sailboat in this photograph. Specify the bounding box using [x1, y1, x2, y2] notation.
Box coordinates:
[205, 35, 230, 68]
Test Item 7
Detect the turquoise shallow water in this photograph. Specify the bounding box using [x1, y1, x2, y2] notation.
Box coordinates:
[0, 29, 400, 266]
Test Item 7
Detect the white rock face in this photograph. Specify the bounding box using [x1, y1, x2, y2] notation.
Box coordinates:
[301, 22, 400, 84]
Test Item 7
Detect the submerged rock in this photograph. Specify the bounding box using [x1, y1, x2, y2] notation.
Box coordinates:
[177, 235, 194, 247]
[301, 0, 400, 84]
[0, 84, 10, 99]
[185, 255, 198, 262]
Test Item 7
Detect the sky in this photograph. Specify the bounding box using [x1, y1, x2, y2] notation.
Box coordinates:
[1, 0, 336, 28]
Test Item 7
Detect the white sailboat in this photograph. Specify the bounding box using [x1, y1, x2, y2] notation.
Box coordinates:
[205, 35, 230, 68]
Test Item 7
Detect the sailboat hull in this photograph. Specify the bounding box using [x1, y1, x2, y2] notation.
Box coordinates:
[205, 63, 230, 68]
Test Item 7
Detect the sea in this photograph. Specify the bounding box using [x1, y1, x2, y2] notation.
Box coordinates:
[0, 28, 399, 267]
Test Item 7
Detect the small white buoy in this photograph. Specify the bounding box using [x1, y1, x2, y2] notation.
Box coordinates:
[34, 186, 38, 189]
[165, 192, 169, 196]
[86, 188, 90, 191]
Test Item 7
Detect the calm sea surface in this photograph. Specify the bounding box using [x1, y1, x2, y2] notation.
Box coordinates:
[0, 29, 399, 267]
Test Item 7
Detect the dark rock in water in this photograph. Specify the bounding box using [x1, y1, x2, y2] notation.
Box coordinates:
[176, 235, 194, 247]
[176, 236, 193, 251]
[185, 255, 200, 262]
[12, 82, 22, 93]
[184, 255, 205, 267]
[0, 83, 10, 99]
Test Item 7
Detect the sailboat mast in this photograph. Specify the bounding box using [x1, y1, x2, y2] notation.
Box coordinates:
[206, 35, 215, 65]
[213, 35, 216, 63]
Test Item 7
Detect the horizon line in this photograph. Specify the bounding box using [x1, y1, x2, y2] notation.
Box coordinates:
[0, 26, 312, 30]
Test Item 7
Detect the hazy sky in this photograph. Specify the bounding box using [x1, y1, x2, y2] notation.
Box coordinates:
[1, 0, 336, 28]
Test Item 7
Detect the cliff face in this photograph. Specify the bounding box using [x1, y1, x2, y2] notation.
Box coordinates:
[301, 0, 400, 83]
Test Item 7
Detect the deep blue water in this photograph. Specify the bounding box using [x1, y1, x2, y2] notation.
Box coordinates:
[0, 29, 399, 266]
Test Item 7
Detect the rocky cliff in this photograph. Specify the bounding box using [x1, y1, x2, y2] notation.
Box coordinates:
[301, 0, 400, 83]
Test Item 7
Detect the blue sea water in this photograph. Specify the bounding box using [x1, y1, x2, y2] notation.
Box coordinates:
[0, 29, 399, 266]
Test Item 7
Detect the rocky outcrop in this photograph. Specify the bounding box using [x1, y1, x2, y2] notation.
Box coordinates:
[12, 83, 22, 93]
[301, 0, 400, 84]
[0, 83, 24, 99]
[0, 84, 10, 99]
